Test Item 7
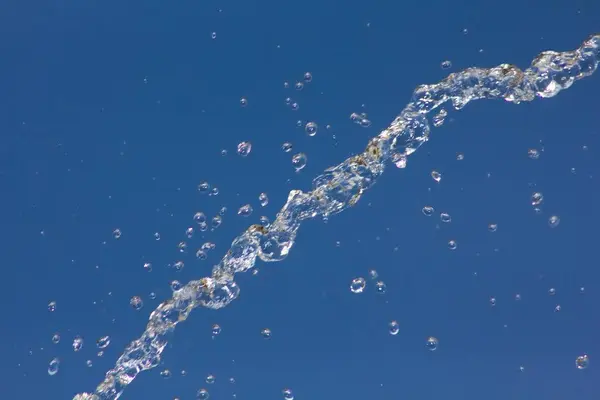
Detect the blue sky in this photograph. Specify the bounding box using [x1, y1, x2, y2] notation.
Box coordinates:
[1, 0, 598, 399]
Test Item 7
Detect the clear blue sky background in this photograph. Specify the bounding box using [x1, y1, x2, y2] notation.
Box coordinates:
[1, 0, 599, 399]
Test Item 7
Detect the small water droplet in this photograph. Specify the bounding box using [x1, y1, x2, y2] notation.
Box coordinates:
[113, 229, 122, 239]
[305, 121, 318, 136]
[488, 223, 498, 232]
[440, 212, 451, 223]
[52, 333, 60, 344]
[431, 170, 442, 182]
[237, 141, 251, 156]
[48, 301, 56, 312]
[197, 388, 210, 400]
[72, 336, 84, 352]
[375, 281, 387, 294]
[548, 215, 560, 228]
[194, 212, 207, 224]
[48, 358, 60, 376]
[212, 215, 222, 228]
[303, 72, 312, 82]
[426, 336, 439, 351]
[576, 354, 589, 370]
[282, 142, 293, 152]
[259, 193, 269, 207]
[238, 204, 253, 217]
[212, 324, 221, 337]
[282, 388, 294, 400]
[528, 149, 540, 159]
[448, 240, 457, 250]
[130, 296, 143, 311]
[294, 82, 304, 91]
[441, 60, 452, 69]
[240, 97, 248, 107]
[96, 336, 110, 349]
[422, 206, 434, 216]
[531, 192, 544, 206]
[389, 321, 399, 335]
[211, 32, 216, 39]
[350, 277, 366, 294]
[206, 374, 216, 384]
[198, 181, 210, 193]
[261, 328, 272, 339]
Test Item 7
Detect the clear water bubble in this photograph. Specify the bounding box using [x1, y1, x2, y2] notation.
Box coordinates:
[211, 324, 221, 337]
[282, 142, 293, 152]
[305, 121, 318, 136]
[259, 193, 269, 207]
[52, 333, 60, 344]
[209, 187, 219, 196]
[303, 72, 312, 82]
[173, 261, 184, 271]
[548, 215, 560, 228]
[86, 360, 93, 367]
[441, 60, 452, 69]
[283, 81, 290, 88]
[160, 369, 172, 379]
[431, 170, 442, 182]
[292, 153, 307, 171]
[531, 192, 544, 206]
[198, 182, 210, 193]
[48, 358, 60, 376]
[48, 301, 56, 312]
[422, 206, 434, 216]
[350, 277, 366, 293]
[196, 249, 208, 260]
[515, 293, 521, 301]
[448, 240, 458, 250]
[198, 221, 208, 231]
[73, 336, 84, 352]
[528, 149, 540, 159]
[221, 149, 228, 156]
[432, 109, 448, 127]
[261, 328, 272, 339]
[196, 388, 210, 400]
[259, 216, 270, 226]
[488, 223, 498, 232]
[240, 97, 248, 107]
[490, 297, 497, 306]
[549, 288, 556, 295]
[296, 120, 303, 127]
[375, 281, 387, 294]
[211, 32, 216, 39]
[130, 296, 143, 311]
[282, 388, 294, 400]
[206, 374, 215, 384]
[154, 232, 161, 240]
[440, 212, 451, 223]
[96, 336, 110, 349]
[576, 354, 589, 370]
[368, 269, 378, 280]
[426, 336, 439, 351]
[219, 207, 227, 216]
[143, 262, 152, 272]
[285, 97, 292, 105]
[389, 321, 400, 335]
[170, 280, 182, 291]
[238, 204, 253, 217]
[237, 141, 251, 156]
[295, 82, 304, 90]
[202, 242, 216, 251]
[290, 102, 299, 111]
[212, 215, 222, 228]
[112, 229, 122, 239]
[178, 241, 187, 252]
[186, 227, 194, 238]
[194, 212, 207, 224]
[149, 292, 156, 300]
[456, 152, 464, 160]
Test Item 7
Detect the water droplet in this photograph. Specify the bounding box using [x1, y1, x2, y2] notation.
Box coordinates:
[548, 215, 560, 228]
[86, 360, 93, 367]
[238, 204, 253, 217]
[178, 241, 187, 253]
[96, 336, 110, 349]
[209, 187, 219, 196]
[173, 261, 184, 271]
[294, 82, 304, 91]
[130, 296, 143, 311]
[282, 388, 294, 400]
[170, 280, 182, 291]
[197, 388, 210, 400]
[290, 102, 299, 111]
[219, 207, 227, 216]
[462, 28, 468, 34]
[211, 32, 216, 39]
[389, 321, 399, 335]
[456, 153, 464, 160]
[528, 149, 540, 159]
[303, 72, 312, 82]
[48, 301, 56, 312]
[292, 153, 307, 171]
[72, 336, 84, 352]
[441, 60, 452, 69]
[185, 227, 194, 238]
[143, 262, 152, 272]
[198, 182, 210, 193]
[490, 297, 497, 306]
[52, 333, 60, 344]
[305, 121, 318, 136]
[422, 206, 434, 216]
[282, 142, 293, 152]
[212, 324, 221, 337]
[212, 215, 222, 229]
[237, 141, 251, 156]
[194, 212, 207, 224]
[531, 192, 544, 206]
[113, 229, 122, 239]
[548, 288, 556, 296]
[160, 369, 172, 379]
[488, 223, 498, 232]
[206, 374, 216, 384]
[350, 277, 366, 294]
[375, 281, 387, 294]
[154, 232, 161, 240]
[426, 336, 439, 351]
[48, 358, 60, 376]
[261, 328, 272, 339]
[259, 216, 270, 226]
[149, 292, 156, 300]
[196, 249, 208, 260]
[440, 212, 451, 223]
[448, 240, 458, 250]
[431, 170, 442, 182]
[240, 97, 248, 107]
[259, 193, 269, 207]
[432, 109, 448, 127]
[368, 269, 378, 279]
[576, 354, 589, 370]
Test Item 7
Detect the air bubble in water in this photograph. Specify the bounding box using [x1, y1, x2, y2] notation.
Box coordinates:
[368, 269, 378, 279]
[194, 212, 207, 224]
[290, 102, 299, 111]
[52, 333, 60, 344]
[282, 142, 293, 152]
[303, 72, 312, 82]
[440, 212, 451, 223]
[154, 232, 161, 240]
[171, 280, 182, 291]
[143, 262, 152, 272]
[282, 388, 294, 400]
[259, 216, 270, 226]
[488, 223, 498, 232]
[173, 261, 184, 271]
[210, 187, 219, 196]
[441, 60, 452, 69]
[426, 336, 439, 351]
[198, 182, 210, 193]
[549, 288, 556, 296]
[48, 358, 60, 376]
[160, 369, 172, 379]
[211, 32, 216, 39]
[292, 153, 307, 171]
[350, 277, 366, 293]
[113, 229, 122, 239]
[375, 281, 387, 294]
[531, 192, 544, 206]
[237, 141, 251, 156]
[238, 204, 253, 217]
[186, 227, 194, 238]
[389, 321, 400, 335]
[197, 388, 210, 400]
[96, 336, 110, 349]
[86, 360, 93, 367]
[295, 82, 304, 90]
[422, 206, 434, 216]
[448, 240, 457, 250]
[259, 193, 269, 207]
[528, 149, 540, 159]
[456, 153, 464, 160]
[431, 170, 442, 182]
[73, 336, 84, 352]
[490, 297, 497, 306]
[212, 215, 222, 228]
[48, 301, 56, 312]
[178, 241, 187, 253]
[240, 97, 248, 107]
[206, 374, 215, 384]
[196, 249, 207, 260]
[432, 109, 448, 127]
[130, 296, 143, 311]
[211, 324, 221, 337]
[305, 121, 318, 136]
[576, 354, 589, 370]
[261, 328, 272, 339]
[548, 215, 560, 228]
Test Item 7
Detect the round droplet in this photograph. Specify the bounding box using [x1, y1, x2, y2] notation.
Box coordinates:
[185, 227, 194, 238]
[198, 221, 208, 231]
[130, 296, 143, 311]
[160, 369, 172, 379]
[48, 301, 56, 312]
[305, 121, 317, 136]
[368, 269, 378, 280]
[194, 212, 207, 224]
[219, 207, 227, 216]
[212, 324, 221, 337]
[196, 249, 208, 260]
[52, 333, 60, 344]
[422, 206, 434, 216]
[448, 240, 457, 250]
[375, 281, 387, 294]
[143, 262, 152, 272]
[211, 32, 216, 39]
[96, 336, 110, 349]
[488, 223, 498, 232]
[294, 82, 304, 90]
[528, 149, 540, 159]
[240, 97, 248, 107]
[440, 212, 451, 223]
[282, 388, 294, 400]
[238, 204, 253, 217]
[154, 232, 161, 240]
[490, 297, 497, 306]
[259, 193, 269, 207]
[531, 192, 544, 206]
[197, 388, 210, 400]
[290, 102, 299, 111]
[548, 215, 560, 228]
[303, 72, 312, 82]
[456, 153, 464, 160]
[431, 170, 442, 182]
[261, 328, 272, 339]
[389, 321, 399, 335]
[149, 292, 157, 300]
[48, 358, 60, 376]
[441, 60, 452, 69]
[576, 354, 589, 370]
[426, 336, 439, 351]
[350, 277, 366, 294]
[170, 280, 182, 291]
[178, 241, 187, 252]
[292, 153, 307, 171]
[237, 141, 252, 157]
[173, 261, 184, 271]
[198, 181, 210, 193]
[259, 216, 270, 226]
[86, 360, 93, 367]
[209, 187, 219, 196]
[113, 229, 122, 239]
[548, 288, 556, 296]
[212, 215, 222, 229]
[206, 374, 216, 384]
[72, 336, 84, 352]
[282, 142, 293, 152]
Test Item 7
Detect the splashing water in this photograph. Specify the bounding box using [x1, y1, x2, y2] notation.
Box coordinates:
[74, 34, 599, 400]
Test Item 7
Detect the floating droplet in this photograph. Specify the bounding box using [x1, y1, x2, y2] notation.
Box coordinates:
[198, 182, 210, 193]
[48, 301, 56, 312]
[143, 262, 152, 272]
[237, 141, 251, 156]
[186, 227, 194, 238]
[441, 60, 452, 69]
[96, 336, 110, 349]
[240, 97, 248, 107]
[295, 82, 304, 91]
[389, 321, 400, 335]
[548, 288, 556, 296]
[194, 212, 207, 224]
[196, 388, 210, 400]
[73, 336, 84, 352]
[292, 153, 307, 171]
[448, 240, 457, 250]
[548, 215, 560, 228]
[368, 269, 378, 280]
[196, 249, 207, 260]
[113, 229, 122, 239]
[282, 142, 293, 152]
[576, 354, 589, 370]
[173, 261, 184, 271]
[431, 170, 442, 182]
[52, 333, 60, 344]
[350, 277, 366, 294]
[211, 324, 221, 337]
[488, 223, 498, 232]
[282, 388, 294, 400]
[440, 212, 451, 223]
[490, 297, 497, 306]
[209, 187, 219, 196]
[528, 149, 540, 159]
[48, 358, 60, 376]
[261, 328, 272, 339]
[154, 232, 161, 240]
[206, 374, 216, 384]
[149, 292, 156, 300]
[130, 296, 143, 311]
[290, 102, 299, 111]
[259, 216, 270, 226]
[531, 192, 544, 206]
[375, 281, 387, 294]
[160, 369, 172, 379]
[170, 280, 182, 291]
[456, 152, 464, 160]
[303, 72, 312, 82]
[212, 215, 222, 228]
[211, 32, 216, 39]
[238, 204, 253, 217]
[426, 336, 439, 351]
[86, 360, 93, 367]
[305, 121, 318, 136]
[178, 241, 187, 253]
[422, 206, 434, 216]
[259, 193, 269, 207]
[432, 109, 448, 127]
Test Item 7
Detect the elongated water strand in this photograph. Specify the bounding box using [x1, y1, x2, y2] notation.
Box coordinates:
[74, 34, 599, 400]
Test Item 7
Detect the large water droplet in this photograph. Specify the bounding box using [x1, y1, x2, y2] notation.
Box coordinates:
[350, 277, 366, 293]
[576, 354, 589, 370]
[282, 388, 294, 400]
[130, 296, 143, 311]
[426, 336, 439, 351]
[48, 358, 60, 376]
[196, 388, 210, 400]
[305, 121, 318, 136]
[292, 153, 307, 171]
[237, 141, 252, 157]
